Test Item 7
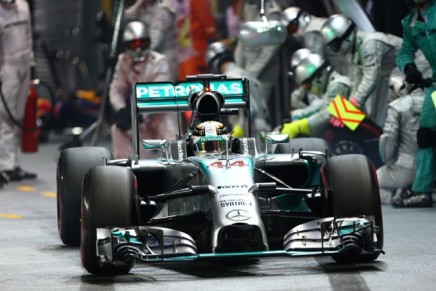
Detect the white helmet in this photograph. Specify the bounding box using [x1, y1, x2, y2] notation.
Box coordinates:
[191, 121, 230, 156]
[290, 48, 311, 73]
[205, 42, 234, 74]
[294, 53, 330, 94]
[122, 21, 151, 61]
[389, 75, 408, 99]
[282, 7, 311, 32]
[321, 14, 356, 54]
[281, 7, 311, 34]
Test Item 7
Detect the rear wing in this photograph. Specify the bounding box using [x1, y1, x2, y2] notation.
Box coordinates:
[133, 76, 250, 113]
[130, 74, 250, 162]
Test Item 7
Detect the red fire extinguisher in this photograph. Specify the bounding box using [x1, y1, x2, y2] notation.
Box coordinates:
[21, 81, 39, 153]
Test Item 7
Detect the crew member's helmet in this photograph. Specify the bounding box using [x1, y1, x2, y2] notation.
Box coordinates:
[281, 7, 311, 35]
[321, 14, 356, 55]
[191, 121, 230, 156]
[294, 53, 331, 94]
[389, 75, 408, 99]
[289, 48, 311, 74]
[205, 42, 234, 74]
[404, 0, 430, 7]
[122, 21, 151, 61]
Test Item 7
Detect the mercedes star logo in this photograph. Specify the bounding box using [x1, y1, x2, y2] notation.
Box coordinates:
[226, 209, 251, 221]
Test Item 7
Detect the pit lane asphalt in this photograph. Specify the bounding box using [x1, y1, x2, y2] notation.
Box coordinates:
[1, 135, 436, 291]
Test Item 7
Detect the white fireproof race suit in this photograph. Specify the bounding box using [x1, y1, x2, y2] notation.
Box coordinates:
[124, 0, 178, 82]
[376, 88, 424, 204]
[110, 51, 177, 159]
[234, 0, 282, 102]
[0, 0, 34, 172]
[291, 70, 352, 136]
[348, 31, 430, 128]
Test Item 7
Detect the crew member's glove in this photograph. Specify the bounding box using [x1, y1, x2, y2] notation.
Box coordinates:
[280, 118, 311, 138]
[231, 124, 244, 138]
[329, 117, 344, 128]
[404, 63, 423, 85]
[349, 96, 359, 108]
[114, 107, 131, 131]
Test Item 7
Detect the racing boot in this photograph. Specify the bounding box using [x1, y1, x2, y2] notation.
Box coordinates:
[0, 172, 9, 188]
[3, 167, 37, 182]
[392, 189, 433, 208]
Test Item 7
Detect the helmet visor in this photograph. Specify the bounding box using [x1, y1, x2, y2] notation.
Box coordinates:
[326, 22, 356, 53]
[193, 136, 229, 155]
[328, 38, 342, 53]
[125, 38, 150, 51]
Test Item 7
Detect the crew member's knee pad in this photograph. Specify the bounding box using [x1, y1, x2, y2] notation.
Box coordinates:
[417, 127, 436, 148]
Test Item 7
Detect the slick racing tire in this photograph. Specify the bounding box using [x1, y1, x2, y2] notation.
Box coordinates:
[274, 137, 332, 157]
[81, 166, 137, 275]
[57, 147, 112, 246]
[322, 119, 382, 168]
[323, 154, 383, 264]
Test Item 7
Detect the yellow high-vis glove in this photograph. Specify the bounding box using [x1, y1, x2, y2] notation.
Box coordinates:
[231, 124, 244, 138]
[280, 118, 311, 138]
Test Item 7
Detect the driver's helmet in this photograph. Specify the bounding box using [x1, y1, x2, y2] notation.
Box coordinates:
[321, 14, 356, 54]
[294, 53, 331, 94]
[281, 7, 311, 34]
[191, 121, 230, 156]
[404, 0, 430, 7]
[122, 21, 151, 61]
[205, 41, 234, 74]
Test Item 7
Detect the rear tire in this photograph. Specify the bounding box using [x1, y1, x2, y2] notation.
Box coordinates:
[323, 154, 383, 263]
[81, 166, 137, 275]
[56, 147, 111, 246]
[323, 120, 382, 168]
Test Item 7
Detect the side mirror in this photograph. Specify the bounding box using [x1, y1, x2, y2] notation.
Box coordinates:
[238, 20, 287, 47]
[142, 139, 171, 162]
[265, 134, 290, 144]
[142, 139, 168, 150]
[264, 134, 289, 154]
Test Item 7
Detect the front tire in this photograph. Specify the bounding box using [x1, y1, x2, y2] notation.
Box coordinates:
[323, 154, 383, 263]
[81, 166, 137, 275]
[57, 147, 111, 246]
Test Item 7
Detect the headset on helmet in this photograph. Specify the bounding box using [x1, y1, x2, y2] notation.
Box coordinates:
[191, 121, 230, 156]
[205, 42, 234, 74]
[281, 7, 311, 33]
[122, 21, 151, 61]
[321, 14, 356, 53]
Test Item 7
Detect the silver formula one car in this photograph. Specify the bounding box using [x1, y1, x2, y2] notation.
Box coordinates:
[56, 74, 384, 275]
